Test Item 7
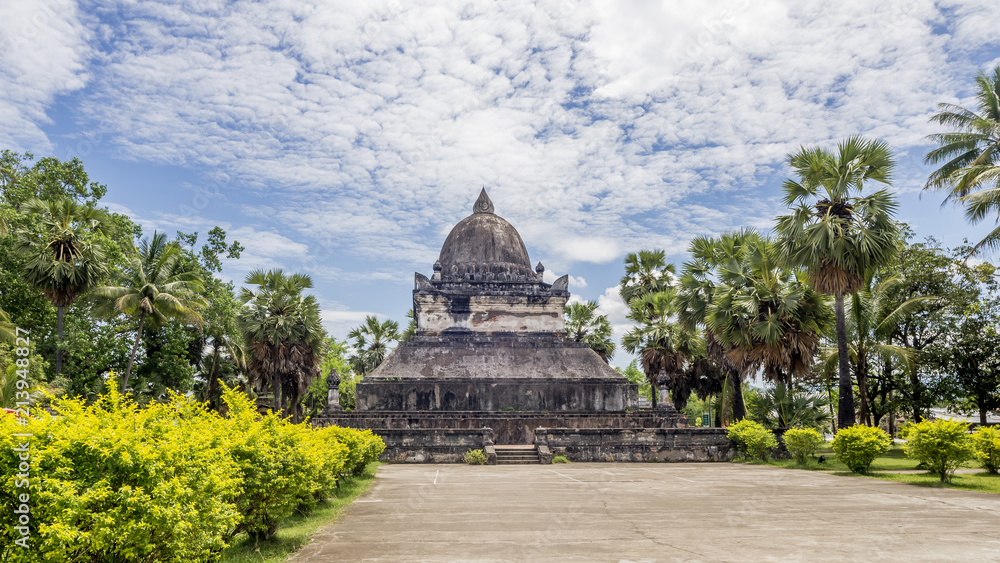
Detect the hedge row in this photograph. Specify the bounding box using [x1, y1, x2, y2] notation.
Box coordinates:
[0, 382, 384, 562]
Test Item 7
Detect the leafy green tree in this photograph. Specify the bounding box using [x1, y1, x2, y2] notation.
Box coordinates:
[615, 359, 651, 401]
[0, 308, 13, 344]
[923, 66, 1000, 254]
[565, 300, 615, 363]
[239, 269, 323, 422]
[347, 315, 400, 376]
[313, 337, 355, 412]
[91, 232, 206, 392]
[399, 309, 417, 342]
[775, 136, 900, 431]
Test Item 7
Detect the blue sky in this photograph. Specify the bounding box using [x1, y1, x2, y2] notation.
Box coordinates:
[3, 0, 1000, 368]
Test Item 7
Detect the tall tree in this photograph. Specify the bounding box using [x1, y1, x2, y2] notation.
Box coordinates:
[565, 300, 616, 363]
[775, 136, 899, 430]
[348, 315, 400, 376]
[239, 269, 323, 421]
[91, 232, 206, 391]
[14, 197, 111, 377]
[923, 66, 1000, 254]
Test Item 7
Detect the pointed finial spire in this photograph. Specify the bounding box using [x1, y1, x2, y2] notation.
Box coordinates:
[473, 187, 494, 214]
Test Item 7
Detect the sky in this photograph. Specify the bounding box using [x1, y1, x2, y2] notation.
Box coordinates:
[3, 0, 1000, 368]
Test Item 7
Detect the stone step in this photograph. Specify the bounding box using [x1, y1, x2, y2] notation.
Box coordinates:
[494, 444, 541, 464]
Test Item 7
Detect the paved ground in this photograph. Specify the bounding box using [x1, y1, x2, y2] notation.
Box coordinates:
[288, 463, 1000, 562]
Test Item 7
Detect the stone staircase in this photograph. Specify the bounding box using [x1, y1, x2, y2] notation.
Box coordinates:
[494, 444, 541, 465]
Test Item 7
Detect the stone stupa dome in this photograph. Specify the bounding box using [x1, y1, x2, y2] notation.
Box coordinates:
[437, 189, 537, 280]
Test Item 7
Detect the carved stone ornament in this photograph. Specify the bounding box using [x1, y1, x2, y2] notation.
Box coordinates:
[473, 187, 495, 214]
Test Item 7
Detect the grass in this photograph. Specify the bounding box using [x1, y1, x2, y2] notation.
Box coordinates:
[752, 444, 998, 495]
[219, 462, 379, 563]
[864, 471, 1000, 495]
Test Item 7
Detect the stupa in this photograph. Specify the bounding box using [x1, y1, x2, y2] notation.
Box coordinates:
[355, 188, 634, 412]
[317, 189, 732, 464]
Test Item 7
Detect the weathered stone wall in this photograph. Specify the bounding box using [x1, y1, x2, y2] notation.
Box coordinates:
[536, 428, 735, 462]
[415, 292, 567, 335]
[314, 409, 681, 444]
[373, 428, 494, 464]
[355, 379, 636, 413]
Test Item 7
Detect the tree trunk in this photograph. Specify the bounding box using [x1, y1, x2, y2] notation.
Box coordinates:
[271, 372, 283, 415]
[834, 290, 856, 430]
[207, 343, 220, 409]
[910, 369, 923, 423]
[729, 369, 746, 422]
[857, 360, 871, 426]
[55, 305, 65, 379]
[648, 373, 658, 408]
[123, 312, 145, 393]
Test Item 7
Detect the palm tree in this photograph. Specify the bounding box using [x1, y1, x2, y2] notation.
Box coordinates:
[348, 315, 400, 376]
[14, 197, 110, 377]
[747, 384, 831, 429]
[820, 274, 928, 426]
[622, 290, 699, 408]
[0, 308, 14, 345]
[924, 66, 1000, 254]
[91, 232, 206, 392]
[619, 250, 675, 304]
[775, 136, 899, 431]
[239, 269, 323, 421]
[707, 232, 832, 385]
[565, 300, 616, 363]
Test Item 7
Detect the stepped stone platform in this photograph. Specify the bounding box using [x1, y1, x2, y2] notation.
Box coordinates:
[317, 190, 734, 464]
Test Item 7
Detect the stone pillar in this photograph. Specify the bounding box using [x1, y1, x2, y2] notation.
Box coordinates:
[326, 368, 342, 411]
[656, 372, 669, 410]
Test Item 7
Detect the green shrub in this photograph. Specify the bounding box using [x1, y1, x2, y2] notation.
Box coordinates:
[462, 449, 489, 465]
[551, 455, 570, 464]
[325, 426, 385, 476]
[726, 419, 777, 461]
[972, 425, 1000, 474]
[831, 425, 892, 474]
[783, 427, 824, 464]
[902, 419, 974, 482]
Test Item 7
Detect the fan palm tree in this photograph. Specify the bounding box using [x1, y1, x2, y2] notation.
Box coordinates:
[675, 230, 765, 421]
[91, 232, 206, 392]
[622, 290, 699, 408]
[707, 232, 833, 385]
[924, 66, 1000, 254]
[774, 136, 899, 430]
[239, 269, 323, 421]
[565, 300, 616, 363]
[619, 250, 675, 305]
[820, 274, 929, 425]
[14, 197, 110, 377]
[747, 383, 831, 429]
[347, 315, 400, 376]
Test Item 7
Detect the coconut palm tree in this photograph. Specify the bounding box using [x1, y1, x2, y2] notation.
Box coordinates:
[91, 232, 206, 392]
[239, 269, 323, 421]
[14, 197, 110, 377]
[347, 315, 400, 376]
[0, 308, 14, 345]
[565, 300, 616, 363]
[820, 274, 929, 426]
[619, 249, 675, 305]
[774, 136, 899, 430]
[924, 66, 1000, 254]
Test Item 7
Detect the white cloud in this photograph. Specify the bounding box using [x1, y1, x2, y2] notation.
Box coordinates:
[0, 0, 91, 151]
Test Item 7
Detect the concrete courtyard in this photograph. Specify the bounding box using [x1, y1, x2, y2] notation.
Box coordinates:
[289, 463, 1000, 562]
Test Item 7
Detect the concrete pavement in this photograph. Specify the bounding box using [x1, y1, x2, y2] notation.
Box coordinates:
[288, 463, 1000, 562]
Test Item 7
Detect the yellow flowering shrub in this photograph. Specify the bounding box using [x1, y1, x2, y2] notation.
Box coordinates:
[0, 382, 384, 561]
